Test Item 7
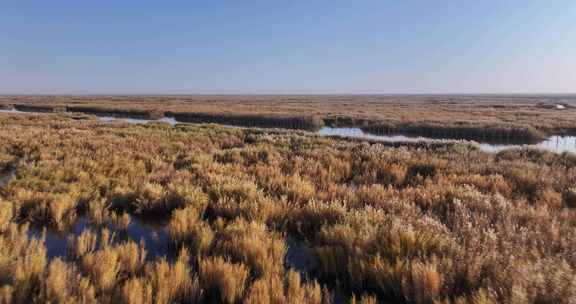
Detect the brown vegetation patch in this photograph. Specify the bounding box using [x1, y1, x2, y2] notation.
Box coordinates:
[0, 113, 575, 303]
[3, 94, 576, 141]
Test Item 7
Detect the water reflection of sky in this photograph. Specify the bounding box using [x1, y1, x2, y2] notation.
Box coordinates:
[318, 127, 576, 154]
[99, 116, 178, 126]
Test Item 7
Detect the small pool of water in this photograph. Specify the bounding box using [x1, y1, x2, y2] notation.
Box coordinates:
[318, 127, 576, 154]
[31, 215, 319, 271]
[28, 216, 170, 260]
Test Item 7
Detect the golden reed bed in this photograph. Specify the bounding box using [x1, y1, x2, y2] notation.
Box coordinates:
[1, 113, 576, 303]
[2, 94, 576, 143]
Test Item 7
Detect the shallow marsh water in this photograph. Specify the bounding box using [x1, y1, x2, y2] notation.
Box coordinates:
[318, 127, 576, 154]
[32, 215, 317, 270]
[28, 215, 170, 260]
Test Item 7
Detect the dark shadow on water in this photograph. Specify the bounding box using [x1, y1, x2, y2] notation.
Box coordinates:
[285, 236, 318, 277]
[0, 167, 17, 190]
[285, 236, 349, 303]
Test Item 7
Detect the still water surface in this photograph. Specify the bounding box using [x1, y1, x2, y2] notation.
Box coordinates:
[28, 216, 170, 260]
[318, 127, 576, 154]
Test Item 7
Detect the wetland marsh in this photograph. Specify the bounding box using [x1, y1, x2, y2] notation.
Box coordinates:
[2, 110, 576, 303]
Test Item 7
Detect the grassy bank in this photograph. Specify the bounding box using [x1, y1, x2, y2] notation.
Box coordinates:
[13, 104, 65, 113]
[1, 113, 576, 303]
[361, 122, 546, 143]
[66, 106, 164, 119]
[167, 111, 324, 131]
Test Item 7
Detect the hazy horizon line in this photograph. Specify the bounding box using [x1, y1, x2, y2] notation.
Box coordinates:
[2, 92, 576, 97]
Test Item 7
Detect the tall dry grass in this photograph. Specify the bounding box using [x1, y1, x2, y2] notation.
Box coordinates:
[6, 94, 576, 139]
[0, 114, 576, 303]
[200, 256, 249, 304]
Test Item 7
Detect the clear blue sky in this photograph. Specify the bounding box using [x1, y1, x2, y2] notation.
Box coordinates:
[1, 1, 575, 94]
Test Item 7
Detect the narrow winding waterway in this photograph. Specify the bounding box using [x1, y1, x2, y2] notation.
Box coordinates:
[318, 127, 576, 154]
[2, 108, 576, 154]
